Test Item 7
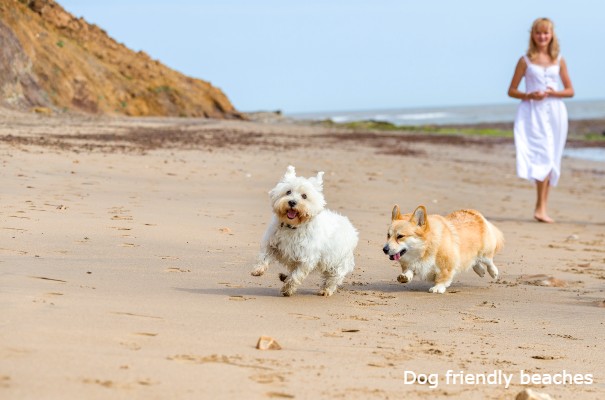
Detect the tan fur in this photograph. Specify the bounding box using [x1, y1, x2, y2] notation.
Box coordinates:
[275, 199, 310, 226]
[383, 205, 504, 293]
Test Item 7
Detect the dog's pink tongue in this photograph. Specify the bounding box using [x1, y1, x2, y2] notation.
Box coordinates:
[287, 210, 298, 219]
[393, 253, 401, 261]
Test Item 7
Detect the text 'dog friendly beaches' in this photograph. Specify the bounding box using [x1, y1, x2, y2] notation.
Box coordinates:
[403, 369, 594, 389]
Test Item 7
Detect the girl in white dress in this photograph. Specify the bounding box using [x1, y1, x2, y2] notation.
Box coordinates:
[508, 18, 574, 223]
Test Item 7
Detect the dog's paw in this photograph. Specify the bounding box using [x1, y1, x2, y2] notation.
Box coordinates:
[278, 273, 288, 282]
[251, 265, 267, 276]
[472, 264, 486, 277]
[429, 284, 447, 294]
[317, 288, 335, 297]
[280, 282, 296, 297]
[397, 271, 413, 283]
[487, 265, 499, 280]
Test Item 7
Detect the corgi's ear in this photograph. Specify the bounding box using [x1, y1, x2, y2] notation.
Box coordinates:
[284, 165, 296, 179]
[391, 205, 402, 221]
[309, 171, 324, 191]
[411, 205, 428, 229]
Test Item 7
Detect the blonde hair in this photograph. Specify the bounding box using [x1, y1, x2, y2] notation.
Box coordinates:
[527, 18, 560, 61]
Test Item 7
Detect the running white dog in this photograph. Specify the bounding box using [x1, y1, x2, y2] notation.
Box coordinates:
[251, 166, 358, 296]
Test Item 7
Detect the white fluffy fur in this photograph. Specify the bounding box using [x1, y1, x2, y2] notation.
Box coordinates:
[251, 166, 358, 296]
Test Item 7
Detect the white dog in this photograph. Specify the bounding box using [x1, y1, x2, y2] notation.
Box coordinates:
[251, 166, 358, 296]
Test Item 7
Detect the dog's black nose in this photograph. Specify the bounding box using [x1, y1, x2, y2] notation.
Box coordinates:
[288, 200, 297, 207]
[382, 245, 389, 254]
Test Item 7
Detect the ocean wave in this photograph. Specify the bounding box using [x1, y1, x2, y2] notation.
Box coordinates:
[391, 112, 450, 121]
[293, 99, 605, 126]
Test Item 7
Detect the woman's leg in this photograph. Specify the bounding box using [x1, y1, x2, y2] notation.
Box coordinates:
[534, 177, 554, 223]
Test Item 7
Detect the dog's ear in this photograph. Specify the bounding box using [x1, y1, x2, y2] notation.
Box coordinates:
[284, 165, 296, 179]
[309, 171, 324, 191]
[411, 205, 429, 229]
[391, 205, 402, 221]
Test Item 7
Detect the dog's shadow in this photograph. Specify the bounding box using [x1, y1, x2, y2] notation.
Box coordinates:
[174, 271, 479, 298]
[174, 285, 282, 298]
[346, 278, 498, 295]
[346, 280, 437, 294]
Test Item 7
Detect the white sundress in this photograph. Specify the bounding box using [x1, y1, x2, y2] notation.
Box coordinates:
[513, 55, 568, 186]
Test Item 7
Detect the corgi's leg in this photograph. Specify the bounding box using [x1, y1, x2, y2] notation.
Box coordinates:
[472, 263, 486, 277]
[429, 283, 449, 294]
[397, 269, 414, 283]
[429, 265, 454, 294]
[485, 259, 499, 279]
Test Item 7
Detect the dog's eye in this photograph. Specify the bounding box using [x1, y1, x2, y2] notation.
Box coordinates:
[286, 190, 292, 195]
[397, 234, 405, 240]
[387, 234, 391, 239]
[301, 194, 307, 199]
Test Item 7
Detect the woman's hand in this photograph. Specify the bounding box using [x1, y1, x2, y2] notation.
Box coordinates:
[528, 91, 547, 100]
[544, 87, 557, 98]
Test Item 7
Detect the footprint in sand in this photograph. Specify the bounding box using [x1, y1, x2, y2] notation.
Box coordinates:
[111, 215, 133, 221]
[118, 332, 159, 351]
[229, 295, 255, 301]
[167, 354, 270, 370]
[249, 373, 286, 384]
[82, 378, 153, 388]
[29, 276, 67, 283]
[0, 376, 10, 388]
[289, 313, 320, 320]
[165, 267, 191, 273]
[218, 282, 244, 289]
[111, 311, 163, 320]
[119, 341, 142, 351]
[265, 392, 295, 399]
[0, 247, 28, 256]
[518, 274, 568, 287]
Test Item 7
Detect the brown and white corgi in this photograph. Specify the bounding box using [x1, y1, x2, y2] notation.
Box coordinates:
[383, 205, 504, 293]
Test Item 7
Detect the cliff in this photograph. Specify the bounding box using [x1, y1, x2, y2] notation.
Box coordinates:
[0, 0, 240, 118]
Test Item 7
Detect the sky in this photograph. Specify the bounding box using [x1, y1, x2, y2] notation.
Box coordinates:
[59, 0, 605, 114]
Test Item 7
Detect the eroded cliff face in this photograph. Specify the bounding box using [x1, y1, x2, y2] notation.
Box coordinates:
[0, 0, 240, 118]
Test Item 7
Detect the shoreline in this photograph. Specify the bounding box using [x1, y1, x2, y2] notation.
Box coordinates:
[244, 110, 605, 140]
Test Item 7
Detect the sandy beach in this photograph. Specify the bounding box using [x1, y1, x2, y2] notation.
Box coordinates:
[1, 112, 604, 399]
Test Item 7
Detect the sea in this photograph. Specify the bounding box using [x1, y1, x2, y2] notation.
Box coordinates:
[289, 99, 605, 162]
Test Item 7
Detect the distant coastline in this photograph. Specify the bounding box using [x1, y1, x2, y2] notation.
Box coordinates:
[281, 100, 605, 163]
[288, 99, 605, 127]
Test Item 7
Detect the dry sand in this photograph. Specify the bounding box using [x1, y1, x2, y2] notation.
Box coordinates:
[1, 113, 604, 399]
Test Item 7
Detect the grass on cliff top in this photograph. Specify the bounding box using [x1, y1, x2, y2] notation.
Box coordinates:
[319, 119, 514, 138]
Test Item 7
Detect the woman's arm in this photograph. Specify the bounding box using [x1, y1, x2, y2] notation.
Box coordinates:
[508, 57, 529, 100]
[508, 57, 546, 100]
[547, 57, 575, 98]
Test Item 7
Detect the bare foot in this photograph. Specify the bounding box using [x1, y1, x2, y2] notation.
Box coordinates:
[534, 212, 554, 223]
